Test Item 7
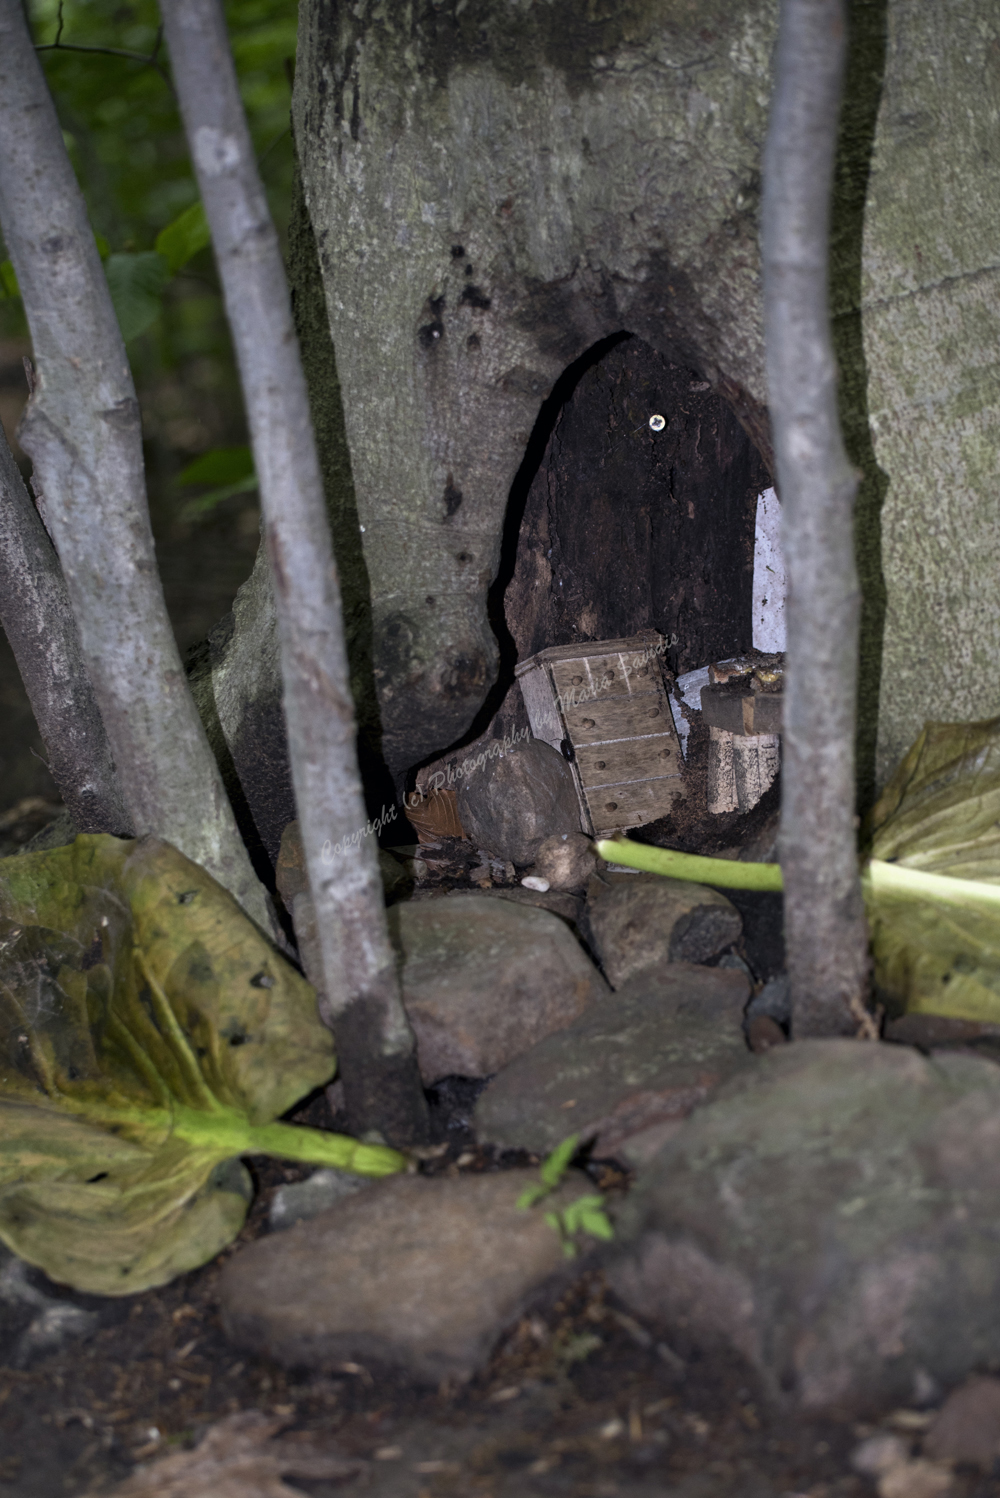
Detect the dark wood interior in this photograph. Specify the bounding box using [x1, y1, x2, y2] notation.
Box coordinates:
[460, 334, 771, 762]
[504, 335, 770, 677]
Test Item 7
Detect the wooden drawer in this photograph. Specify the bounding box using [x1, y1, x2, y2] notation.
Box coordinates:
[562, 689, 670, 745]
[550, 651, 661, 703]
[584, 775, 685, 834]
[575, 734, 681, 787]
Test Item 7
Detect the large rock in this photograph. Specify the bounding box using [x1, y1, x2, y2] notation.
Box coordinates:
[609, 1040, 1000, 1414]
[474, 963, 752, 1159]
[454, 739, 581, 868]
[219, 1171, 580, 1383]
[388, 892, 606, 1082]
[479, 882, 584, 929]
[585, 873, 742, 987]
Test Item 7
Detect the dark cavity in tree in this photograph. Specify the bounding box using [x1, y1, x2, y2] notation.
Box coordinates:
[459, 284, 491, 310]
[459, 334, 770, 751]
[443, 475, 464, 517]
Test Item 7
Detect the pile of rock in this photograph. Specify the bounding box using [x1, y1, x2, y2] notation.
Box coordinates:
[215, 764, 1000, 1433]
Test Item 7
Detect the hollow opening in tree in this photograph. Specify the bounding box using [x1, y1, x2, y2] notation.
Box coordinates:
[479, 333, 773, 752]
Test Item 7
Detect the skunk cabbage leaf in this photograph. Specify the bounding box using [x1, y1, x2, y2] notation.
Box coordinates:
[866, 717, 1000, 1023]
[0, 835, 403, 1295]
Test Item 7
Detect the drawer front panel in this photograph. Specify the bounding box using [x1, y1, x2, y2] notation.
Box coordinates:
[549, 651, 663, 705]
[562, 690, 671, 744]
[584, 775, 685, 833]
[575, 734, 681, 787]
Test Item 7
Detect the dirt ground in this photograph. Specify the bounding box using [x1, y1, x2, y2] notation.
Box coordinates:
[0, 843, 998, 1498]
[1, 1095, 1000, 1498]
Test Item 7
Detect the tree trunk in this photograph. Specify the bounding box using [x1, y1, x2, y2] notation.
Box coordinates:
[762, 0, 869, 1035]
[0, 423, 132, 835]
[159, 0, 429, 1146]
[0, 0, 273, 936]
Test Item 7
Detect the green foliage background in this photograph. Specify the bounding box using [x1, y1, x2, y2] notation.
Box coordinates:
[0, 0, 297, 645]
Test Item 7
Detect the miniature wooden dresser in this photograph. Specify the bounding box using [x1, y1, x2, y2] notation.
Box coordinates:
[515, 632, 685, 836]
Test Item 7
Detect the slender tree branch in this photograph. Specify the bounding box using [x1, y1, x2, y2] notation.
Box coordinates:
[158, 0, 429, 1145]
[0, 424, 133, 835]
[762, 0, 869, 1035]
[256, 126, 290, 172]
[35, 4, 176, 96]
[0, 0, 274, 936]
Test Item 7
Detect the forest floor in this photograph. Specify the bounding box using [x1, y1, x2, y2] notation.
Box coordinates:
[0, 825, 997, 1498]
[0, 1039, 998, 1498]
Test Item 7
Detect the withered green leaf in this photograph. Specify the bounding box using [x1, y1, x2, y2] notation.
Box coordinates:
[0, 835, 403, 1295]
[866, 717, 1000, 1024]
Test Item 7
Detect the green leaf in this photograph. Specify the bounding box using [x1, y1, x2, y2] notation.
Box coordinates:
[175, 448, 258, 521]
[864, 717, 1000, 1025]
[516, 1181, 549, 1211]
[105, 251, 170, 342]
[559, 1193, 606, 1235]
[0, 834, 404, 1295]
[178, 477, 260, 522]
[560, 1192, 602, 1219]
[540, 1133, 579, 1189]
[155, 202, 211, 275]
[577, 1207, 615, 1241]
[176, 446, 255, 488]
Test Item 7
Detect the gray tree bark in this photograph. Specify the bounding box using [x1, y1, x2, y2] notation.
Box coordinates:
[159, 0, 428, 1145]
[762, 0, 869, 1035]
[0, 424, 132, 835]
[0, 0, 273, 936]
[179, 1, 1000, 845]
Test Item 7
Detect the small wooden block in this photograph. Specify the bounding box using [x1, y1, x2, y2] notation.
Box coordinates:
[700, 683, 783, 736]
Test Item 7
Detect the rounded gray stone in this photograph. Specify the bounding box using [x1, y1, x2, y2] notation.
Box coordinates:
[530, 832, 598, 892]
[388, 891, 607, 1083]
[456, 739, 581, 867]
[585, 874, 742, 987]
[609, 1039, 1000, 1413]
[219, 1170, 581, 1384]
[474, 962, 752, 1157]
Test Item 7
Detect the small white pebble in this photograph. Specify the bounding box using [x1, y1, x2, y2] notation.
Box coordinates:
[522, 875, 550, 892]
[599, 1417, 625, 1440]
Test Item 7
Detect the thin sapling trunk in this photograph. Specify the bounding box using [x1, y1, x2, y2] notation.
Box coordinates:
[0, 0, 274, 936]
[762, 0, 870, 1035]
[0, 423, 132, 835]
[159, 0, 429, 1145]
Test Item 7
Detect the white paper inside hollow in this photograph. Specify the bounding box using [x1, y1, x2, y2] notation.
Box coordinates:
[751, 487, 786, 653]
